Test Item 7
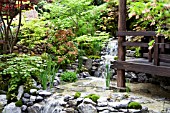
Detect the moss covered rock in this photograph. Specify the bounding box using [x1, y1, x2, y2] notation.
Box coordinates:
[74, 92, 81, 99]
[84, 94, 100, 103]
[128, 101, 142, 109]
[15, 100, 23, 107]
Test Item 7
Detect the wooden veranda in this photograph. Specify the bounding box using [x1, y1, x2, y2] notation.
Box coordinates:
[112, 0, 170, 88]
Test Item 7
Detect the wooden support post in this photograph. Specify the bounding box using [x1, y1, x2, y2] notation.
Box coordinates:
[160, 36, 165, 54]
[154, 36, 160, 66]
[117, 0, 126, 88]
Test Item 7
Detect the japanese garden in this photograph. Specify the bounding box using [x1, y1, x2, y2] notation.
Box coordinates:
[0, 0, 170, 113]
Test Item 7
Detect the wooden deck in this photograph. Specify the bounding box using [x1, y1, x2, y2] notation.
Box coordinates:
[111, 58, 170, 77]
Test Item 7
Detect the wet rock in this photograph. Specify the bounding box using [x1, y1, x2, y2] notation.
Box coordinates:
[83, 98, 96, 105]
[64, 95, 72, 102]
[0, 95, 7, 106]
[30, 96, 36, 102]
[98, 110, 110, 113]
[94, 71, 101, 77]
[17, 85, 24, 100]
[27, 101, 34, 106]
[30, 89, 37, 95]
[85, 59, 93, 70]
[24, 93, 31, 98]
[2, 102, 21, 113]
[27, 103, 43, 113]
[21, 105, 27, 111]
[36, 96, 43, 102]
[22, 97, 29, 105]
[38, 90, 52, 96]
[68, 100, 77, 107]
[78, 103, 97, 113]
[64, 107, 74, 113]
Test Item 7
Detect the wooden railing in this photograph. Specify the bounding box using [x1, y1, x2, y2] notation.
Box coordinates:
[111, 31, 170, 78]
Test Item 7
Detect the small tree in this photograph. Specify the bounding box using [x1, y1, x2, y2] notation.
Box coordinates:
[0, 0, 38, 53]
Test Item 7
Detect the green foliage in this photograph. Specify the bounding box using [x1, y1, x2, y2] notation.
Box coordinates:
[84, 94, 100, 103]
[40, 54, 59, 90]
[105, 64, 111, 89]
[74, 32, 109, 56]
[37, 0, 107, 36]
[128, 101, 142, 109]
[135, 47, 141, 57]
[148, 40, 155, 47]
[61, 71, 78, 82]
[0, 54, 56, 101]
[15, 100, 23, 107]
[128, 0, 170, 38]
[74, 92, 81, 99]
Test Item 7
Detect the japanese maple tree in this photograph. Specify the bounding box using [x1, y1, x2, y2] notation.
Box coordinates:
[0, 0, 38, 53]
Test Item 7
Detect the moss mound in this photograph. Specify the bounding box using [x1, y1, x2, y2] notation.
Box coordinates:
[15, 100, 23, 107]
[128, 101, 142, 109]
[84, 94, 100, 103]
[74, 92, 81, 99]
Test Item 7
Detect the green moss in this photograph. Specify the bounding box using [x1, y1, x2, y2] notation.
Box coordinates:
[90, 95, 100, 102]
[128, 101, 142, 109]
[15, 100, 23, 107]
[84, 94, 100, 103]
[114, 56, 118, 60]
[74, 92, 81, 99]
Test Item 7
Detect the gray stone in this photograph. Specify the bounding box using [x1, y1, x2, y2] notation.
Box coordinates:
[97, 97, 108, 107]
[68, 100, 77, 107]
[64, 108, 74, 113]
[96, 106, 108, 111]
[108, 100, 130, 109]
[0, 95, 7, 106]
[94, 71, 101, 77]
[85, 59, 93, 70]
[78, 103, 97, 113]
[58, 69, 63, 73]
[17, 85, 24, 100]
[82, 72, 91, 78]
[77, 97, 84, 105]
[27, 101, 34, 106]
[97, 102, 108, 107]
[36, 96, 43, 102]
[27, 103, 43, 113]
[22, 97, 29, 105]
[24, 93, 30, 98]
[2, 102, 21, 113]
[64, 95, 72, 102]
[53, 80, 60, 86]
[38, 90, 52, 96]
[83, 98, 96, 105]
[32, 79, 37, 87]
[99, 110, 110, 113]
[21, 105, 27, 111]
[30, 96, 36, 102]
[30, 89, 37, 95]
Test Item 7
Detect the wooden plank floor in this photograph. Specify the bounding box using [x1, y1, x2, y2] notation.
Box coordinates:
[111, 58, 170, 77]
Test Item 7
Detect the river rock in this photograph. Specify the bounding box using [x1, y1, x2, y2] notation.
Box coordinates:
[30, 89, 37, 95]
[24, 93, 31, 98]
[78, 103, 97, 113]
[85, 59, 93, 70]
[2, 102, 21, 113]
[21, 105, 27, 111]
[36, 96, 43, 102]
[17, 85, 24, 100]
[38, 90, 52, 96]
[30, 95, 36, 102]
[83, 98, 96, 105]
[0, 95, 7, 106]
[27, 103, 43, 113]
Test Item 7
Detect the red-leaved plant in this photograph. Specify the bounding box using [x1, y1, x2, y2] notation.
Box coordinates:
[0, 0, 38, 53]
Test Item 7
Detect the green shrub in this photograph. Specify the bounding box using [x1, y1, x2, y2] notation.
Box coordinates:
[84, 94, 100, 103]
[15, 100, 23, 107]
[61, 71, 78, 82]
[128, 101, 142, 109]
[74, 92, 81, 99]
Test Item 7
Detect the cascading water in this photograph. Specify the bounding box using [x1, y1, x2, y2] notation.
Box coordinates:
[100, 38, 118, 88]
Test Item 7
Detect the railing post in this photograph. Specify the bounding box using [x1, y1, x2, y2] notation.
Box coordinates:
[154, 36, 160, 66]
[117, 0, 126, 88]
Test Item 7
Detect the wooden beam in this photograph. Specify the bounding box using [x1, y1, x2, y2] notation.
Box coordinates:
[116, 31, 157, 36]
[117, 0, 127, 88]
[111, 61, 170, 77]
[154, 36, 160, 66]
[122, 42, 148, 47]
